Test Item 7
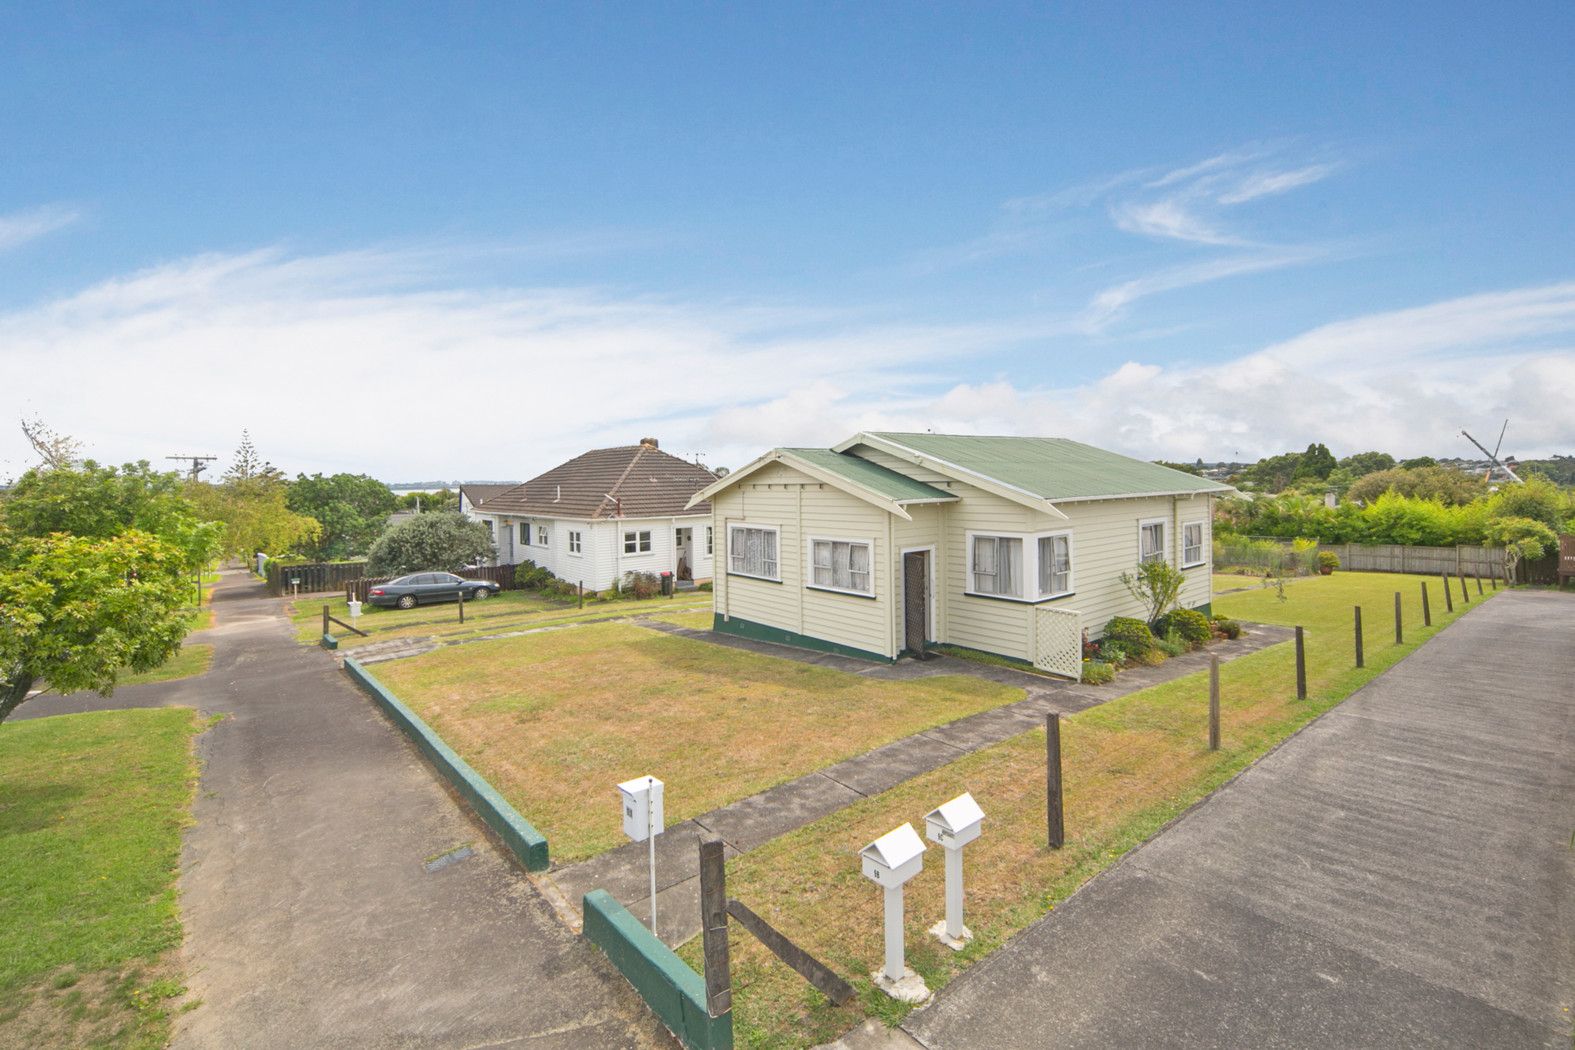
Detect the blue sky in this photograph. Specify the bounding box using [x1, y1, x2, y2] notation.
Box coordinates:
[2, 2, 1572, 479]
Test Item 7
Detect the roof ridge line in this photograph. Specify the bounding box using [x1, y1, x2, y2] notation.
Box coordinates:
[592, 444, 647, 520]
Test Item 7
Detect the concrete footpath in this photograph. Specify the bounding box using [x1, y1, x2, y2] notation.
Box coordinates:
[903, 589, 1575, 1049]
[26, 571, 672, 1049]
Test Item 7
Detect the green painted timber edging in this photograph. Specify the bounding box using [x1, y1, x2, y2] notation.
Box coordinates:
[583, 889, 732, 1050]
[712, 613, 890, 663]
[320, 633, 338, 650]
[343, 656, 550, 871]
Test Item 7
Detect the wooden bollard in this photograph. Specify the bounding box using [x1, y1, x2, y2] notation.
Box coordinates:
[579, 580, 585, 609]
[698, 837, 732, 1018]
[458, 587, 465, 623]
[1491, 573, 1499, 590]
[322, 604, 329, 637]
[1354, 606, 1364, 669]
[1208, 655, 1220, 751]
[1442, 573, 1454, 612]
[1475, 575, 1483, 596]
[1394, 592, 1403, 644]
[1046, 713, 1065, 849]
[1459, 574, 1470, 604]
[1421, 580, 1432, 627]
[1294, 626, 1307, 700]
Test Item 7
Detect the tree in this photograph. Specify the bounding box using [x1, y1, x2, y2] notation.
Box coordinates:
[366, 512, 495, 575]
[1336, 451, 1396, 478]
[19, 416, 82, 470]
[1291, 442, 1337, 482]
[1486, 474, 1570, 531]
[1399, 456, 1436, 469]
[1347, 466, 1488, 506]
[2, 460, 222, 571]
[1482, 516, 1558, 580]
[1236, 451, 1303, 492]
[395, 488, 458, 512]
[288, 473, 399, 559]
[1118, 560, 1185, 626]
[187, 477, 320, 561]
[1153, 460, 1203, 476]
[0, 528, 191, 723]
[223, 429, 284, 483]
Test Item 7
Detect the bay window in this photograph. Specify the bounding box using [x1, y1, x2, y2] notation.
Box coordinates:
[971, 535, 1024, 597]
[1038, 533, 1072, 598]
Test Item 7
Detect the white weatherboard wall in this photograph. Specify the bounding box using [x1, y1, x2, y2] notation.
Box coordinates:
[476, 512, 712, 591]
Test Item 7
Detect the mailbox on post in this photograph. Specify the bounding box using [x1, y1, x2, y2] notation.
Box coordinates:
[618, 776, 665, 935]
[859, 823, 929, 1002]
[924, 792, 985, 949]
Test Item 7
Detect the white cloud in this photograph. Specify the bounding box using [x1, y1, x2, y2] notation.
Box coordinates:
[1217, 164, 1338, 204]
[0, 204, 81, 252]
[1110, 200, 1245, 247]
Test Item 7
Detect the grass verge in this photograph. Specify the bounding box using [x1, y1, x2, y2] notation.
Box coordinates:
[374, 623, 1024, 862]
[113, 644, 215, 689]
[679, 572, 1490, 1048]
[0, 708, 203, 1049]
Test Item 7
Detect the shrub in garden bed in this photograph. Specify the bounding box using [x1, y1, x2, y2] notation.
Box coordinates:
[1155, 629, 1188, 658]
[1103, 616, 1156, 653]
[1153, 608, 1211, 649]
[1081, 659, 1115, 685]
[1211, 614, 1242, 639]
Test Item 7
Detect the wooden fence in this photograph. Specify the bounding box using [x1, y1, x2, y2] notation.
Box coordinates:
[266, 561, 369, 596]
[1316, 541, 1566, 584]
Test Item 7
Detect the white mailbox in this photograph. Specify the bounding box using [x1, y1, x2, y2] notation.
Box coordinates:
[860, 823, 926, 888]
[618, 775, 664, 843]
[924, 792, 985, 849]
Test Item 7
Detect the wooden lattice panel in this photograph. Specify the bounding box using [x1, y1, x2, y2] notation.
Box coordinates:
[1034, 606, 1082, 680]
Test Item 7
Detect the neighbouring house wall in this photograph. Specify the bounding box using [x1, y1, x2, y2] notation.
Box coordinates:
[712, 461, 900, 659]
[477, 513, 710, 591]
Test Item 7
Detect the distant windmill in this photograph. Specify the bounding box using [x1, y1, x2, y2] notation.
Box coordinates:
[1460, 420, 1522, 484]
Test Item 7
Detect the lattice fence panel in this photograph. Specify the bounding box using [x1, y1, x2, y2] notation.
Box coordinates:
[1034, 606, 1082, 680]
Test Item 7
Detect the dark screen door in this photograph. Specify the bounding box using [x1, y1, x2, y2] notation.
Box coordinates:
[903, 551, 929, 655]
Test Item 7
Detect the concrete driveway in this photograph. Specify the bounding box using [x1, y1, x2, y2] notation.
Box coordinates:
[905, 588, 1574, 1049]
[29, 571, 671, 1049]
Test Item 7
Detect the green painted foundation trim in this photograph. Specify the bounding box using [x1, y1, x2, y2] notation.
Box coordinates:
[583, 890, 732, 1050]
[929, 642, 1040, 673]
[711, 613, 890, 663]
[320, 633, 338, 650]
[1194, 602, 1213, 617]
[344, 657, 550, 871]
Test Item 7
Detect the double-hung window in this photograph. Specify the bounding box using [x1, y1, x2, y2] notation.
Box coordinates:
[536, 525, 549, 546]
[705, 526, 713, 556]
[1140, 520, 1167, 564]
[623, 529, 652, 554]
[971, 535, 1024, 597]
[518, 522, 529, 545]
[1038, 533, 1072, 598]
[809, 538, 872, 595]
[1181, 521, 1205, 568]
[728, 525, 779, 580]
[568, 530, 582, 555]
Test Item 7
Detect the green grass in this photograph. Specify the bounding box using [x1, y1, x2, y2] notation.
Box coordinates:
[641, 607, 714, 630]
[113, 644, 214, 689]
[682, 572, 1491, 1048]
[374, 623, 1024, 862]
[0, 708, 202, 1049]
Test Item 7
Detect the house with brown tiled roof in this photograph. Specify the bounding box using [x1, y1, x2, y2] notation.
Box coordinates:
[463, 438, 720, 590]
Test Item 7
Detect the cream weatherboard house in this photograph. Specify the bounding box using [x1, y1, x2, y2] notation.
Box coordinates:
[687, 432, 1229, 675]
[463, 439, 719, 591]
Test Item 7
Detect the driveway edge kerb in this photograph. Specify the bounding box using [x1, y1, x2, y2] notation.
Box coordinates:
[343, 656, 551, 871]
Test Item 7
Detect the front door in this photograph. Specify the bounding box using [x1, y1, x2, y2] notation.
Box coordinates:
[903, 551, 930, 656]
[675, 528, 693, 580]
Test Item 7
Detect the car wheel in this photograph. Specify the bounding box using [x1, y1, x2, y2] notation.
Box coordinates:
[472, 587, 490, 600]
[397, 594, 417, 610]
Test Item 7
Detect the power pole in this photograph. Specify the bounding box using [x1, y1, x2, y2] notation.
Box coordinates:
[167, 454, 218, 482]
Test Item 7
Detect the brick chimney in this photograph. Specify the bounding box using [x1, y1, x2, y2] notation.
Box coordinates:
[638, 437, 659, 449]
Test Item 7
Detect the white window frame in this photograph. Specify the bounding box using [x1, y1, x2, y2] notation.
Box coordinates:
[1138, 518, 1169, 565]
[727, 522, 780, 582]
[1180, 520, 1206, 568]
[567, 529, 583, 556]
[623, 529, 653, 555]
[805, 534, 876, 597]
[517, 522, 529, 545]
[1037, 530, 1075, 600]
[536, 524, 549, 547]
[705, 526, 713, 556]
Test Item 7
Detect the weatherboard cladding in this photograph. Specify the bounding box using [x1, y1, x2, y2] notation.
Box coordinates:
[780, 447, 957, 503]
[477, 445, 716, 520]
[859, 433, 1230, 502]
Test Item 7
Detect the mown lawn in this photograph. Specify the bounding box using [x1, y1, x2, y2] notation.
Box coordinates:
[112, 644, 214, 689]
[682, 571, 1491, 1048]
[374, 623, 1024, 862]
[0, 708, 203, 1049]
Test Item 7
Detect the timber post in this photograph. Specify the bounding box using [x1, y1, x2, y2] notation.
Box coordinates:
[1442, 573, 1454, 612]
[1208, 654, 1220, 751]
[1046, 713, 1065, 849]
[1460, 574, 1470, 604]
[1394, 592, 1403, 645]
[699, 837, 732, 1018]
[1421, 580, 1432, 626]
[1294, 626, 1307, 700]
[1354, 606, 1364, 669]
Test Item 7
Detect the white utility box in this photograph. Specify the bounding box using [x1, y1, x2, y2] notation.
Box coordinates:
[347, 599, 362, 619]
[924, 792, 985, 849]
[618, 775, 665, 842]
[860, 822, 926, 888]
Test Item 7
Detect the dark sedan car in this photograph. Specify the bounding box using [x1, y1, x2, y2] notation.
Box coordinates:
[366, 572, 501, 609]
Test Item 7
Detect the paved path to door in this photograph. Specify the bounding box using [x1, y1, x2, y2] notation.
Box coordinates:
[903, 589, 1574, 1049]
[27, 571, 672, 1049]
[550, 620, 1292, 947]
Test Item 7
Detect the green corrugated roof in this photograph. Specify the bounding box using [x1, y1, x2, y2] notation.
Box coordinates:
[859, 433, 1230, 502]
[781, 447, 957, 503]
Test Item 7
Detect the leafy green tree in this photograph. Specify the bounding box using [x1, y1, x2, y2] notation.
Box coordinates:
[1153, 461, 1203, 476]
[1235, 451, 1303, 492]
[1482, 516, 1559, 579]
[187, 477, 320, 560]
[287, 473, 398, 559]
[0, 528, 191, 723]
[1291, 442, 1337, 482]
[1336, 451, 1396, 478]
[1398, 456, 1436, 469]
[366, 512, 494, 575]
[2, 460, 221, 571]
[1485, 474, 1570, 531]
[395, 488, 459, 512]
[1347, 466, 1488, 506]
